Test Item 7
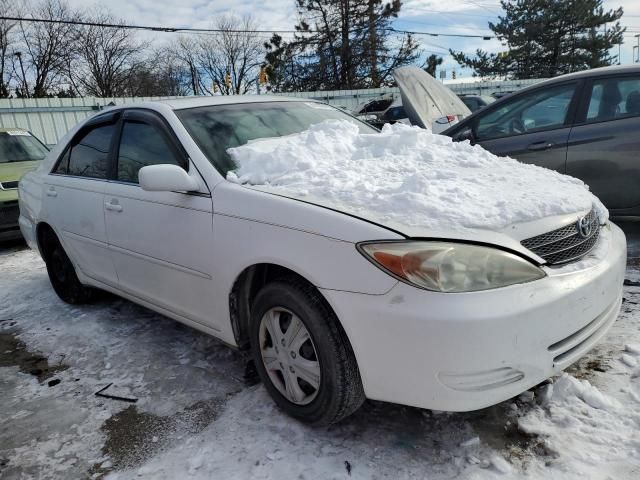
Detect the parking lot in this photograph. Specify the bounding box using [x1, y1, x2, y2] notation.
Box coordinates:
[0, 219, 638, 480]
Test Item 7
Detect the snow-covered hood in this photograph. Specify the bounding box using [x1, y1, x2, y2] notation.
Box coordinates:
[226, 120, 607, 257]
[392, 67, 471, 129]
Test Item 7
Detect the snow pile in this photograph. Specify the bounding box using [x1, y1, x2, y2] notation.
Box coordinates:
[518, 372, 640, 477]
[227, 120, 608, 231]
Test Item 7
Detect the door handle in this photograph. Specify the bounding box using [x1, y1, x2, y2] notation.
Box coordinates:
[527, 141, 554, 151]
[105, 200, 123, 212]
[46, 187, 57, 197]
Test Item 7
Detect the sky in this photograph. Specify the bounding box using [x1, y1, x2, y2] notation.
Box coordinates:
[64, 0, 640, 80]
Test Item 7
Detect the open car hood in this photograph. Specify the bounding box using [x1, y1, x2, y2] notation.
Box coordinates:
[393, 67, 471, 129]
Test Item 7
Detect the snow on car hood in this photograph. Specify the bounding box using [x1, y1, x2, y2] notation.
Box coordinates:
[393, 66, 471, 129]
[226, 120, 608, 237]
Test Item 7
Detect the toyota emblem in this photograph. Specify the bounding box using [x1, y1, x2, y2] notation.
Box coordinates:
[577, 216, 593, 238]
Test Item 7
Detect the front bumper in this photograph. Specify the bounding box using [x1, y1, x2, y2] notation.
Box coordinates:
[0, 200, 22, 241]
[321, 222, 626, 412]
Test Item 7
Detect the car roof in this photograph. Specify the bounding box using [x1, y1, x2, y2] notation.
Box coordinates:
[526, 64, 640, 88]
[0, 127, 28, 133]
[150, 95, 313, 110]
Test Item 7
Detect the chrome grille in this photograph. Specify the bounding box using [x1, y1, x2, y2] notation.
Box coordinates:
[521, 209, 600, 265]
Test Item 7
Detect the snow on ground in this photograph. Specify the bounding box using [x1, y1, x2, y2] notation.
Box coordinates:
[1, 225, 639, 479]
[227, 121, 608, 231]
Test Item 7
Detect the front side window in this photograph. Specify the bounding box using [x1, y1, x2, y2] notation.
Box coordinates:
[474, 83, 576, 141]
[116, 121, 182, 184]
[585, 76, 640, 123]
[55, 124, 114, 179]
[176, 101, 376, 175]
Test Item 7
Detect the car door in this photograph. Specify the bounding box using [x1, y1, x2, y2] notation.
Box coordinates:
[566, 74, 640, 212]
[43, 112, 119, 287]
[462, 82, 581, 173]
[102, 109, 218, 329]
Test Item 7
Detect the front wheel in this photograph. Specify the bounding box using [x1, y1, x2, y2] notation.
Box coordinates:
[250, 279, 365, 425]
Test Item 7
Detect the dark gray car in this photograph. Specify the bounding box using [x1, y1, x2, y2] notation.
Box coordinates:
[444, 65, 640, 216]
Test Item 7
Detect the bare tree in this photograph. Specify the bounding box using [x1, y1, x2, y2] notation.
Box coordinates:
[149, 47, 194, 96]
[0, 0, 21, 97]
[121, 51, 193, 97]
[68, 11, 145, 97]
[196, 16, 264, 95]
[18, 0, 78, 97]
[171, 36, 202, 95]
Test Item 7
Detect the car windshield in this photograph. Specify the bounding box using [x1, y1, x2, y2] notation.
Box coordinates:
[176, 101, 377, 175]
[0, 132, 49, 163]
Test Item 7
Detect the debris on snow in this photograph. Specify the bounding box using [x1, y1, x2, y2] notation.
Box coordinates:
[227, 120, 607, 231]
[48, 378, 61, 387]
[95, 383, 138, 403]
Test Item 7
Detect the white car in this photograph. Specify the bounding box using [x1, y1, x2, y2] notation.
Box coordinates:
[393, 67, 471, 133]
[18, 96, 626, 425]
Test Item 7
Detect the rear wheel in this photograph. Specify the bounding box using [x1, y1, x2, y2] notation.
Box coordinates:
[42, 230, 96, 304]
[250, 278, 364, 425]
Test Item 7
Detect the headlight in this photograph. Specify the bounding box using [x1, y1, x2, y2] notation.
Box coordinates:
[358, 241, 545, 293]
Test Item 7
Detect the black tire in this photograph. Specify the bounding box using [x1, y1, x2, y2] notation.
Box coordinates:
[249, 278, 365, 425]
[42, 231, 96, 304]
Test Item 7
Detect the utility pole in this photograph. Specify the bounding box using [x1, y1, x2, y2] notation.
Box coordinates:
[14, 51, 28, 98]
[634, 34, 640, 63]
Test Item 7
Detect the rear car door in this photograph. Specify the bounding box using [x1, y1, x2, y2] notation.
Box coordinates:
[566, 74, 640, 213]
[101, 109, 219, 329]
[43, 113, 119, 286]
[464, 82, 580, 172]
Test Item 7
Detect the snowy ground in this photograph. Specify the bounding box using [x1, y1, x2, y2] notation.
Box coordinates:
[1, 220, 639, 480]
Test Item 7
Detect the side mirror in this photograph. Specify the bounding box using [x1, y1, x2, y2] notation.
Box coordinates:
[139, 164, 199, 192]
[453, 127, 476, 143]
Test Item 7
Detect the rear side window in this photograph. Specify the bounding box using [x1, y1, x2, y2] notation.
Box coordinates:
[55, 124, 114, 179]
[585, 76, 640, 123]
[116, 121, 182, 184]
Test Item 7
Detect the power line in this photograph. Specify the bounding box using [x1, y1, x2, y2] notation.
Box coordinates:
[391, 27, 494, 39]
[0, 15, 496, 39]
[0, 15, 300, 34]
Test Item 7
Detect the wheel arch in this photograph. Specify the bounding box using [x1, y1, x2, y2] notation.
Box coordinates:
[229, 263, 352, 353]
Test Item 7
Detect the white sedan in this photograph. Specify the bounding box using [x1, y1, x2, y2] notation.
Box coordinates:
[18, 96, 626, 425]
